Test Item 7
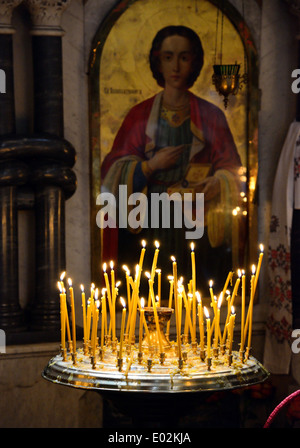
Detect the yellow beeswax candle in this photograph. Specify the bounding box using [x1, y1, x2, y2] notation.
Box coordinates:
[80, 284, 87, 346]
[119, 297, 126, 359]
[228, 306, 236, 355]
[156, 269, 161, 306]
[245, 265, 256, 349]
[240, 270, 246, 352]
[110, 261, 116, 342]
[190, 243, 196, 341]
[204, 306, 211, 358]
[166, 276, 174, 336]
[58, 282, 66, 351]
[209, 280, 214, 302]
[137, 240, 146, 288]
[214, 293, 223, 349]
[68, 278, 76, 353]
[254, 244, 264, 293]
[172, 256, 182, 360]
[196, 292, 205, 351]
[101, 291, 105, 349]
[151, 241, 160, 280]
[151, 288, 163, 353]
[139, 297, 145, 352]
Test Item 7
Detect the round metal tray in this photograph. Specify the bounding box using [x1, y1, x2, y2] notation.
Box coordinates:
[42, 348, 269, 393]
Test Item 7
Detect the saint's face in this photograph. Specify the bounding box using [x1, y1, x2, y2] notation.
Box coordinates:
[159, 35, 194, 91]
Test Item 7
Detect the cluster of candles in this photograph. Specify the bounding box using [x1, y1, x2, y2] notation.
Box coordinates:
[57, 240, 264, 371]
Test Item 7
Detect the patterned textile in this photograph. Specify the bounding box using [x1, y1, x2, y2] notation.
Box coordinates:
[264, 122, 300, 374]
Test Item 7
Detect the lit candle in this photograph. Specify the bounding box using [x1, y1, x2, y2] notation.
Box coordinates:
[138, 240, 146, 287]
[151, 241, 160, 281]
[228, 306, 236, 355]
[139, 297, 145, 352]
[148, 275, 163, 353]
[181, 290, 194, 339]
[197, 292, 205, 351]
[204, 306, 211, 359]
[86, 298, 92, 344]
[191, 243, 197, 342]
[166, 275, 174, 337]
[81, 285, 87, 347]
[209, 280, 214, 302]
[101, 289, 105, 350]
[119, 297, 126, 360]
[128, 279, 138, 345]
[93, 290, 100, 355]
[254, 244, 264, 293]
[156, 269, 161, 306]
[214, 292, 223, 350]
[103, 263, 112, 315]
[172, 256, 182, 360]
[240, 270, 246, 352]
[123, 265, 131, 312]
[68, 278, 76, 354]
[245, 264, 256, 350]
[110, 261, 116, 342]
[58, 282, 66, 352]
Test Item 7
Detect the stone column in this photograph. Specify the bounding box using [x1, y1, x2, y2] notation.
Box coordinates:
[0, 0, 25, 332]
[24, 0, 76, 332]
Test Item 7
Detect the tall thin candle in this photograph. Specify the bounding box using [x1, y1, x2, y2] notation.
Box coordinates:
[68, 278, 76, 353]
[119, 297, 126, 359]
[81, 285, 87, 346]
[204, 306, 211, 359]
[172, 256, 182, 360]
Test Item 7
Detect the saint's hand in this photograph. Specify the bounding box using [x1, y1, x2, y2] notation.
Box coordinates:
[195, 176, 220, 202]
[147, 145, 185, 172]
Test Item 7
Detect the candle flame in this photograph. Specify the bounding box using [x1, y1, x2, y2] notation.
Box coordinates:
[91, 283, 95, 290]
[120, 297, 126, 308]
[259, 244, 264, 253]
[110, 260, 114, 269]
[252, 264, 256, 275]
[57, 281, 62, 293]
[242, 269, 245, 275]
[60, 271, 66, 281]
[122, 264, 129, 274]
[68, 278, 72, 287]
[94, 288, 99, 300]
[155, 240, 160, 248]
[101, 287, 106, 296]
[204, 306, 210, 319]
[237, 269, 242, 278]
[231, 306, 235, 314]
[155, 268, 161, 273]
[167, 275, 174, 281]
[155, 295, 159, 303]
[116, 281, 121, 288]
[190, 242, 195, 251]
[209, 280, 213, 288]
[145, 271, 150, 279]
[171, 255, 176, 262]
[196, 291, 201, 303]
[80, 284, 84, 292]
[141, 297, 145, 308]
[142, 240, 146, 247]
[103, 262, 107, 272]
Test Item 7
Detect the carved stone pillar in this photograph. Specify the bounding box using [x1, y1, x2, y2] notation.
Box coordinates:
[0, 0, 25, 332]
[23, 0, 76, 332]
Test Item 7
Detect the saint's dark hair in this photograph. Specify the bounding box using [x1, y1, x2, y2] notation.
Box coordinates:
[149, 25, 204, 88]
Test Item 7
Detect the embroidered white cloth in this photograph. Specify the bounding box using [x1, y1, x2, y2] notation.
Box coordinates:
[263, 122, 300, 374]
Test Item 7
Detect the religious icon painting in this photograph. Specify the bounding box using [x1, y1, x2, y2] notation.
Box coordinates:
[89, 0, 259, 302]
